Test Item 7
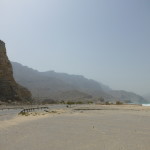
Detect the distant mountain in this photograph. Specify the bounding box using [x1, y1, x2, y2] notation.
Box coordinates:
[109, 90, 147, 104]
[12, 62, 148, 104]
[143, 94, 150, 103]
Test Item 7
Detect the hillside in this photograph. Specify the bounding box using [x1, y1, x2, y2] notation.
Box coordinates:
[12, 62, 148, 104]
[109, 90, 147, 104]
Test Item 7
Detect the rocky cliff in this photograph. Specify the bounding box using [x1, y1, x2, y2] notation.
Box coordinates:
[0, 40, 32, 102]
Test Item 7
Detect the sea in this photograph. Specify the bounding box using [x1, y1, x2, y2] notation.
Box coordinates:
[142, 104, 150, 106]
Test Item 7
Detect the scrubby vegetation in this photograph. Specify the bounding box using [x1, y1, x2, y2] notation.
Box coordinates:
[19, 111, 30, 116]
[105, 101, 110, 105]
[116, 101, 123, 105]
[66, 101, 84, 105]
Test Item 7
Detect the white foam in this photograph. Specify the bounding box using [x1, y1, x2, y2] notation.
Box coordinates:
[142, 104, 150, 106]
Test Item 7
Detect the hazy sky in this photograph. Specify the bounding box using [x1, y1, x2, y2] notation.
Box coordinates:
[0, 0, 150, 95]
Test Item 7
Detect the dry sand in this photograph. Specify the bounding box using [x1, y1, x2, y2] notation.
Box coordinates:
[0, 104, 150, 150]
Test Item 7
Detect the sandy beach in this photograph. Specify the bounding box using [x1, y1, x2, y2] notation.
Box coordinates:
[0, 104, 150, 150]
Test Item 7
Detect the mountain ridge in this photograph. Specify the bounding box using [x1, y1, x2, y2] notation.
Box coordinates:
[12, 62, 148, 104]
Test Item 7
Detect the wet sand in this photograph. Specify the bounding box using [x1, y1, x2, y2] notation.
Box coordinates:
[0, 105, 150, 150]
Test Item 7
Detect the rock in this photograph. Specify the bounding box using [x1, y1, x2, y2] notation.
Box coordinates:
[0, 40, 32, 102]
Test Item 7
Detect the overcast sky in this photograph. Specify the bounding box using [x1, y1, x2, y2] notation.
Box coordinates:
[0, 0, 150, 95]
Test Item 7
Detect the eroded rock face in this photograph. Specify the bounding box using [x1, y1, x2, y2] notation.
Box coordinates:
[0, 40, 32, 102]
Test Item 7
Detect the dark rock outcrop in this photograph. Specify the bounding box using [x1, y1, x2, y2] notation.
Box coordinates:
[0, 40, 32, 102]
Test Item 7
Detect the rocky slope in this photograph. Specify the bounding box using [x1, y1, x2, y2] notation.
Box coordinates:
[0, 40, 31, 102]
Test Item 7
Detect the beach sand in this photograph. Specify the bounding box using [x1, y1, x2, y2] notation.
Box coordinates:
[0, 105, 150, 150]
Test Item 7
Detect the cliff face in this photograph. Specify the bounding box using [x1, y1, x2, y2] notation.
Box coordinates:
[0, 40, 32, 102]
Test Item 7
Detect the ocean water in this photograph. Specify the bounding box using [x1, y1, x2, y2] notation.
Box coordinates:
[142, 104, 150, 106]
